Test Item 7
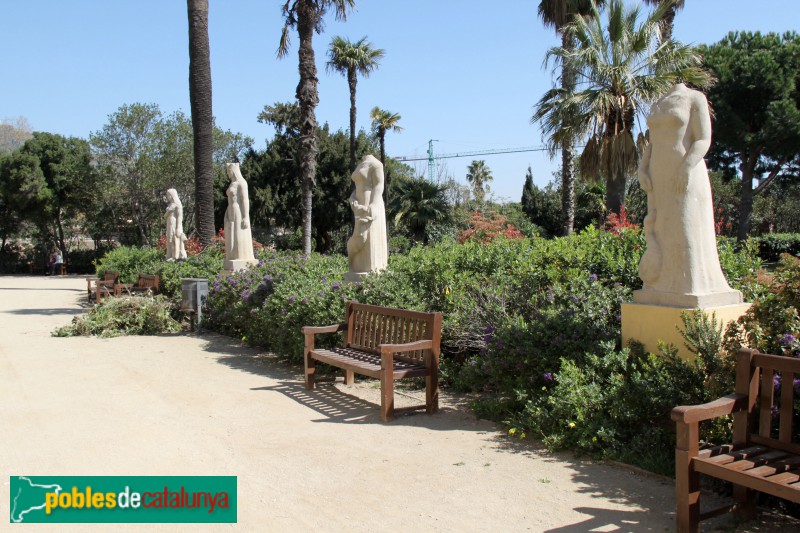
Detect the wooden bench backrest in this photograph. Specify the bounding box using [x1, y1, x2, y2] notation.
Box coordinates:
[136, 274, 159, 290]
[345, 301, 441, 365]
[103, 270, 119, 283]
[736, 348, 800, 455]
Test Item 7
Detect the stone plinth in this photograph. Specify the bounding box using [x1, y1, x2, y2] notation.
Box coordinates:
[621, 302, 750, 359]
[223, 259, 257, 273]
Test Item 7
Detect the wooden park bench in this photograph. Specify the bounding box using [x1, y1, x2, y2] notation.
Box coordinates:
[672, 348, 800, 532]
[302, 301, 442, 422]
[87, 270, 119, 303]
[114, 274, 160, 296]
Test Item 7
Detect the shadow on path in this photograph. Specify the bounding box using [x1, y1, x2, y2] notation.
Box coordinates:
[5, 308, 84, 316]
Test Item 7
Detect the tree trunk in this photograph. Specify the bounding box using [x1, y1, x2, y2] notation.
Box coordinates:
[379, 130, 388, 204]
[737, 152, 758, 241]
[560, 31, 576, 236]
[296, 1, 320, 255]
[660, 6, 676, 42]
[187, 0, 215, 248]
[348, 68, 357, 173]
[606, 174, 626, 217]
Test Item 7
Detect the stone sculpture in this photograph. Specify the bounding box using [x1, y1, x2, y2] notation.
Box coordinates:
[165, 188, 187, 261]
[635, 83, 742, 307]
[345, 154, 388, 281]
[224, 162, 257, 271]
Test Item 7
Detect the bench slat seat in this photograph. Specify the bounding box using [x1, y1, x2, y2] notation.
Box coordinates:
[303, 301, 442, 422]
[311, 347, 429, 379]
[673, 348, 800, 532]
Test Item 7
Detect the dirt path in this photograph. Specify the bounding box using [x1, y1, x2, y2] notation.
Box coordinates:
[0, 274, 792, 532]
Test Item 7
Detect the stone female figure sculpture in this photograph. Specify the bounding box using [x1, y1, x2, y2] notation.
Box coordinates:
[165, 188, 187, 261]
[635, 83, 741, 307]
[345, 155, 388, 281]
[224, 162, 256, 271]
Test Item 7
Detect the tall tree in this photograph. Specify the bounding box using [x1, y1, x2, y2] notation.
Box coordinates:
[327, 36, 384, 172]
[700, 31, 800, 240]
[278, 0, 354, 255]
[537, 0, 604, 236]
[1, 132, 95, 259]
[187, 0, 215, 247]
[642, 0, 685, 42]
[369, 106, 402, 203]
[533, 0, 712, 215]
[466, 160, 493, 204]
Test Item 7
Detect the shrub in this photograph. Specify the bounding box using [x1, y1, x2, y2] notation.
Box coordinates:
[727, 254, 800, 356]
[754, 233, 800, 263]
[53, 295, 181, 338]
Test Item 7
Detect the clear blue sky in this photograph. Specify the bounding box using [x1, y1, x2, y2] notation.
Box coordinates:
[1, 1, 798, 202]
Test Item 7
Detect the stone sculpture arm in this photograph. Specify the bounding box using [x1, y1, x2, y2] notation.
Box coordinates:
[175, 202, 184, 237]
[239, 181, 250, 230]
[369, 163, 385, 209]
[637, 140, 653, 193]
[677, 91, 713, 192]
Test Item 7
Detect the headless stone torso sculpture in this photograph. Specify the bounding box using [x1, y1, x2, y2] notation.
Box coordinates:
[165, 188, 187, 261]
[635, 83, 742, 307]
[345, 155, 388, 281]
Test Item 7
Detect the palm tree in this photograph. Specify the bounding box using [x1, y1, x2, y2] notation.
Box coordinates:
[466, 160, 493, 204]
[327, 36, 384, 173]
[390, 177, 451, 245]
[278, 0, 354, 255]
[370, 106, 402, 203]
[533, 0, 712, 215]
[187, 0, 215, 247]
[537, 0, 604, 236]
[642, 0, 685, 42]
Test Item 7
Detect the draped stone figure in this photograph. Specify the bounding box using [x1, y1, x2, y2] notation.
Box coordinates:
[165, 188, 187, 261]
[345, 155, 388, 281]
[634, 83, 742, 307]
[224, 162, 256, 271]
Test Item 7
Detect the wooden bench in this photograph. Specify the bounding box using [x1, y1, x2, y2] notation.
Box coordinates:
[88, 270, 119, 303]
[302, 301, 442, 422]
[115, 274, 160, 296]
[672, 348, 800, 532]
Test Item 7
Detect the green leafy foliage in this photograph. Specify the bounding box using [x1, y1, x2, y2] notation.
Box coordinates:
[753, 233, 800, 262]
[53, 295, 181, 338]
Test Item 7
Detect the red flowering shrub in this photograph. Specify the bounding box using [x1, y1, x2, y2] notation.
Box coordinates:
[604, 206, 639, 235]
[457, 211, 524, 245]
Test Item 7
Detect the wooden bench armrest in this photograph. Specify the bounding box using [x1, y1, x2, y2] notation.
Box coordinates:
[302, 323, 348, 335]
[671, 393, 748, 424]
[380, 340, 434, 354]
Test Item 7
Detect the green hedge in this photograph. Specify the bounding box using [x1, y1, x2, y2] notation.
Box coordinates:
[754, 233, 800, 262]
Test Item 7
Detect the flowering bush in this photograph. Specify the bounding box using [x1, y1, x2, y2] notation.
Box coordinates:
[457, 211, 524, 244]
[604, 206, 639, 235]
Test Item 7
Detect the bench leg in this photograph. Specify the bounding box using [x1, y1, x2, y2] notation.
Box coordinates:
[380, 370, 394, 422]
[733, 485, 757, 522]
[304, 353, 316, 390]
[426, 367, 439, 415]
[344, 370, 355, 386]
[676, 422, 700, 533]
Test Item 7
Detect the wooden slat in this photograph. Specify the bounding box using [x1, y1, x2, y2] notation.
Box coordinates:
[760, 368, 775, 439]
[694, 459, 800, 503]
[703, 446, 770, 465]
[754, 353, 800, 374]
[749, 435, 800, 456]
[780, 371, 794, 442]
[747, 455, 800, 478]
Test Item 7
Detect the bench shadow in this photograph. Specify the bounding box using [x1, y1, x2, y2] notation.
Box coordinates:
[201, 333, 488, 431]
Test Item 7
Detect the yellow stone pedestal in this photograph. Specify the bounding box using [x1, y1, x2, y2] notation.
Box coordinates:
[621, 302, 751, 359]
